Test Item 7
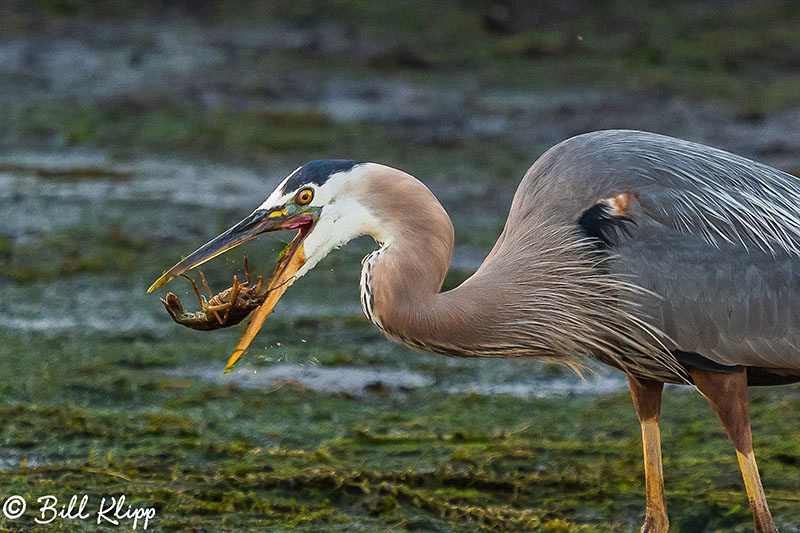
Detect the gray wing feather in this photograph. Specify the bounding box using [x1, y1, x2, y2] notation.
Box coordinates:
[516, 130, 800, 370]
[632, 147, 800, 256]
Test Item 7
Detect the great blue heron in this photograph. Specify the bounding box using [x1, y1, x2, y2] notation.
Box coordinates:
[149, 129, 800, 532]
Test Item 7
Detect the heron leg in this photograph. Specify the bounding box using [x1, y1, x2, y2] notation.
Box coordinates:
[690, 368, 777, 533]
[628, 376, 668, 533]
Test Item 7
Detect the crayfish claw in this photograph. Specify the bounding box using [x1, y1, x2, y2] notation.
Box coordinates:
[161, 292, 186, 324]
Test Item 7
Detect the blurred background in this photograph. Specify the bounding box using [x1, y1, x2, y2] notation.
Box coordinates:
[1, 1, 799, 531]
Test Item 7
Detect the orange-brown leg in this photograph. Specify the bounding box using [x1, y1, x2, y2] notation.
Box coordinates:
[628, 376, 668, 533]
[690, 368, 777, 533]
[196, 268, 213, 298]
[223, 275, 241, 324]
[181, 274, 205, 306]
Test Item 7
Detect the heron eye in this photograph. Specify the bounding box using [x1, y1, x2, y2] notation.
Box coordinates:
[295, 188, 314, 205]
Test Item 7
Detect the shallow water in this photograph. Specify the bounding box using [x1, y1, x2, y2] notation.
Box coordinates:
[169, 363, 627, 398]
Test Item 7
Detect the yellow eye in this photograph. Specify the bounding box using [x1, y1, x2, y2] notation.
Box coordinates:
[295, 188, 314, 205]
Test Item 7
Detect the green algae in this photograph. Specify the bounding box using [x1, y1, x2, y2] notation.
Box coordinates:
[3, 224, 152, 283]
[12, 103, 388, 162]
[10, 1, 800, 120]
[3, 1, 800, 169]
[1, 334, 800, 531]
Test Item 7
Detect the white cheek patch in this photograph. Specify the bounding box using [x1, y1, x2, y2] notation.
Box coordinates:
[258, 190, 293, 212]
[261, 162, 372, 213]
[251, 163, 393, 279]
[297, 197, 390, 279]
[258, 169, 339, 212]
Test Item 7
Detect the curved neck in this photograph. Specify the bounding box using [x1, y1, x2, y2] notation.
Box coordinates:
[356, 166, 685, 382]
[359, 170, 498, 356]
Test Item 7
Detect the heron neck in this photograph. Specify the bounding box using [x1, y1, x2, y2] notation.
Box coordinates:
[357, 166, 684, 381]
[364, 233, 458, 353]
[360, 176, 498, 356]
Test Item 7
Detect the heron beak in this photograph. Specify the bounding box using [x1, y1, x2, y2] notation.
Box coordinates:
[147, 207, 317, 373]
[147, 208, 309, 292]
[222, 223, 309, 374]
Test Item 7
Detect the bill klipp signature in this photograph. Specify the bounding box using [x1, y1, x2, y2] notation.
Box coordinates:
[2, 494, 156, 529]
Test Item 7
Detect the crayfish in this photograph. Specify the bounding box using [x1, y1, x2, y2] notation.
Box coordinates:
[160, 256, 267, 331]
[153, 226, 308, 373]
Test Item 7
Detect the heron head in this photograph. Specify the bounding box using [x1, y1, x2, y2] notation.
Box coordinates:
[147, 160, 395, 369]
[148, 159, 394, 294]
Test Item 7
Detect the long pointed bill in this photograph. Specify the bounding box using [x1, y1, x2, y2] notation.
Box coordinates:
[223, 230, 307, 374]
[147, 209, 289, 293]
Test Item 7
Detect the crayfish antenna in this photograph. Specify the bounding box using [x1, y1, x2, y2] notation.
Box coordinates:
[244, 254, 251, 285]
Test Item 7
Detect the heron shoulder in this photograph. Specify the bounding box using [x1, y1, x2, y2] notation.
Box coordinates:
[515, 130, 800, 257]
